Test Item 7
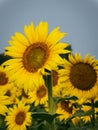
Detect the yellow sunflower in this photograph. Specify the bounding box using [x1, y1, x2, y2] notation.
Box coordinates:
[81, 105, 91, 123]
[59, 53, 98, 100]
[81, 98, 98, 123]
[56, 100, 80, 125]
[0, 65, 12, 91]
[52, 68, 62, 97]
[0, 91, 11, 115]
[52, 68, 70, 98]
[18, 88, 33, 104]
[3, 21, 70, 91]
[5, 101, 32, 130]
[3, 83, 19, 104]
[29, 78, 48, 106]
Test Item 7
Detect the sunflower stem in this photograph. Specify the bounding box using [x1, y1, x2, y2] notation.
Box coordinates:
[46, 72, 56, 130]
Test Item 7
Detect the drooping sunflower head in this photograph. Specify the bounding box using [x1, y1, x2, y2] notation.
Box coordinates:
[56, 99, 80, 125]
[59, 53, 98, 100]
[3, 21, 70, 91]
[56, 100, 74, 120]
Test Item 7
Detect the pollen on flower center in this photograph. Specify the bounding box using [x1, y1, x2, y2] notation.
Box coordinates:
[61, 101, 72, 113]
[15, 111, 26, 125]
[0, 72, 8, 85]
[70, 63, 97, 90]
[36, 86, 47, 98]
[23, 43, 49, 72]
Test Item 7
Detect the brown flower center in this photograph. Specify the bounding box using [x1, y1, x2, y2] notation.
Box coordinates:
[22, 89, 28, 98]
[36, 86, 47, 98]
[61, 101, 72, 113]
[0, 72, 8, 85]
[52, 70, 58, 86]
[70, 63, 97, 90]
[15, 111, 26, 125]
[5, 90, 11, 96]
[23, 43, 49, 72]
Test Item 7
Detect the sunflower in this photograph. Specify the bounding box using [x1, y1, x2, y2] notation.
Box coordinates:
[0, 65, 12, 91]
[18, 88, 33, 104]
[29, 78, 48, 106]
[59, 53, 98, 101]
[81, 105, 91, 123]
[3, 21, 70, 91]
[5, 101, 32, 130]
[3, 83, 19, 104]
[56, 100, 80, 125]
[52, 68, 70, 98]
[52, 68, 62, 97]
[81, 98, 98, 123]
[0, 91, 11, 115]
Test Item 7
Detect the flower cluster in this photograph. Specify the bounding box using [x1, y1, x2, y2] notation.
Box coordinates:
[0, 21, 98, 130]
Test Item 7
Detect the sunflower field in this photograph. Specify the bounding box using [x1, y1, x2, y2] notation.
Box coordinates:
[0, 21, 98, 130]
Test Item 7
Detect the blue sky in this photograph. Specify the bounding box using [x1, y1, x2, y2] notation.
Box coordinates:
[0, 0, 98, 58]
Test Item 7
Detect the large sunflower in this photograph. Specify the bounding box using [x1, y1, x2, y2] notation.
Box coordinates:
[3, 21, 69, 91]
[5, 101, 32, 130]
[59, 53, 98, 100]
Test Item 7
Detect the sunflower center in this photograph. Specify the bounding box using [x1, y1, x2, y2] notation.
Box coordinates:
[61, 101, 72, 113]
[0, 72, 8, 85]
[22, 89, 28, 98]
[70, 63, 97, 90]
[52, 70, 58, 86]
[23, 43, 49, 72]
[36, 86, 47, 98]
[5, 90, 11, 96]
[15, 111, 26, 125]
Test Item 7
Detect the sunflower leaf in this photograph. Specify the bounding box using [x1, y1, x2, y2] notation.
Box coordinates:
[32, 112, 60, 124]
[83, 102, 92, 106]
[94, 100, 98, 108]
[54, 96, 78, 105]
[72, 109, 93, 118]
[72, 110, 85, 117]
[64, 96, 78, 101]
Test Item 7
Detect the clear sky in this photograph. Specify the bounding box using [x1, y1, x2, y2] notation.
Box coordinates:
[0, 0, 98, 58]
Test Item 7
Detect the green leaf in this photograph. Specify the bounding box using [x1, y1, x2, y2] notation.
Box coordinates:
[64, 96, 78, 101]
[83, 102, 92, 106]
[0, 115, 6, 130]
[83, 109, 94, 116]
[72, 110, 85, 117]
[54, 96, 78, 104]
[32, 112, 60, 124]
[94, 100, 98, 108]
[73, 109, 93, 118]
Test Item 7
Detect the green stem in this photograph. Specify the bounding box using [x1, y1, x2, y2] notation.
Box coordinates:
[46, 72, 56, 130]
